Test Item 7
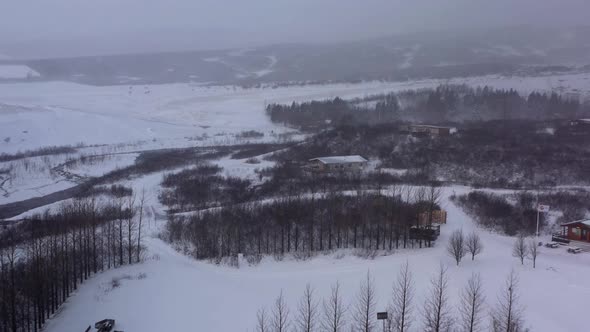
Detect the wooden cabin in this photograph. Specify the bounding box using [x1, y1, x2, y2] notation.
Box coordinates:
[418, 210, 447, 225]
[557, 219, 590, 242]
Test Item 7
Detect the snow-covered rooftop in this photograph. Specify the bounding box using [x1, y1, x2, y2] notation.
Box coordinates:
[561, 219, 590, 227]
[411, 124, 452, 129]
[309, 155, 367, 164]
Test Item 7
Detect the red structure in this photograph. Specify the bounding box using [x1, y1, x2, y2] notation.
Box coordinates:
[559, 220, 590, 242]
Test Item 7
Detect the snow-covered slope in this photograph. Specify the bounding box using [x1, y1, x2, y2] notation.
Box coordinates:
[0, 65, 40, 79]
[39, 186, 590, 332]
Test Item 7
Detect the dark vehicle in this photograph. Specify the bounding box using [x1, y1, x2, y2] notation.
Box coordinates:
[95, 319, 115, 332]
[551, 234, 571, 244]
[409, 225, 441, 242]
[567, 247, 583, 254]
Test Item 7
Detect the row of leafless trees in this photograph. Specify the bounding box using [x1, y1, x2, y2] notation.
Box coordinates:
[447, 230, 484, 266]
[0, 193, 146, 332]
[512, 235, 539, 268]
[164, 188, 443, 261]
[257, 266, 526, 332]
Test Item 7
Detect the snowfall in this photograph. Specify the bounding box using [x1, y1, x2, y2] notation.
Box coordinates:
[1, 72, 590, 331]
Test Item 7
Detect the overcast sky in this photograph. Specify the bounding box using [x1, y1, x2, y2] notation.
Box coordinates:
[1, 0, 589, 58]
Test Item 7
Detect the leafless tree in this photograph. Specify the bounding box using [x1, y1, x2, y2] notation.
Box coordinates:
[512, 235, 527, 265]
[126, 194, 137, 265]
[527, 238, 538, 269]
[425, 184, 443, 247]
[423, 264, 454, 332]
[491, 271, 524, 332]
[447, 229, 466, 266]
[458, 273, 486, 332]
[322, 282, 347, 332]
[272, 290, 290, 332]
[296, 284, 319, 332]
[353, 271, 377, 332]
[257, 307, 269, 332]
[465, 232, 483, 261]
[137, 188, 146, 263]
[389, 261, 414, 332]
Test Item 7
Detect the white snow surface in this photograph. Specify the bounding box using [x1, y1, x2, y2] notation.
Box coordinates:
[0, 65, 40, 79]
[40, 186, 590, 332]
[1, 72, 590, 153]
[4, 73, 590, 331]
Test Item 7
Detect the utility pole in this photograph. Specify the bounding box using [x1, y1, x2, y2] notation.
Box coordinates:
[536, 208, 540, 238]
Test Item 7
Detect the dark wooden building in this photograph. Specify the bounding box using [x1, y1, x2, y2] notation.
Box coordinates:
[558, 219, 590, 242]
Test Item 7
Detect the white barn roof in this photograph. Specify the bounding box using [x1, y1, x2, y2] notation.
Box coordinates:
[309, 155, 368, 165]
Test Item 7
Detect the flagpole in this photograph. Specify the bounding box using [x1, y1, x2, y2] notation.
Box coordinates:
[536, 208, 540, 239]
[536, 193, 540, 239]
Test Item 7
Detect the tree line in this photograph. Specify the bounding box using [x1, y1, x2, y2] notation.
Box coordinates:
[452, 191, 541, 236]
[265, 84, 586, 129]
[256, 267, 526, 332]
[0, 193, 146, 332]
[164, 186, 444, 262]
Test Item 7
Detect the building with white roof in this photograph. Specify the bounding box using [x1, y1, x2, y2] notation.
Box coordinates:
[307, 155, 368, 173]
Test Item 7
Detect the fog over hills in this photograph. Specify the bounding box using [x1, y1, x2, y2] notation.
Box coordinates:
[1, 26, 589, 86]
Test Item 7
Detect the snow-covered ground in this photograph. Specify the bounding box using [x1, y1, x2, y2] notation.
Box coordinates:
[0, 65, 40, 79]
[1, 71, 590, 153]
[62, 153, 139, 178]
[3, 73, 590, 331]
[0, 153, 78, 204]
[39, 186, 590, 332]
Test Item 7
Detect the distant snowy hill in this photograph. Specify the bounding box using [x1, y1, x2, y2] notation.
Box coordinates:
[2, 26, 588, 86]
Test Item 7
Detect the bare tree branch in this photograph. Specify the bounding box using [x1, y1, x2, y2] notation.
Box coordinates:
[512, 235, 527, 265]
[458, 273, 486, 332]
[322, 282, 347, 332]
[296, 284, 319, 332]
[447, 229, 466, 266]
[465, 231, 483, 261]
[423, 264, 454, 332]
[491, 271, 524, 332]
[272, 290, 291, 332]
[354, 271, 377, 332]
[389, 261, 414, 332]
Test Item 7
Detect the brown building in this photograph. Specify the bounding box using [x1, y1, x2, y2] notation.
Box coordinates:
[570, 119, 590, 128]
[418, 210, 448, 225]
[307, 155, 368, 173]
[558, 219, 590, 242]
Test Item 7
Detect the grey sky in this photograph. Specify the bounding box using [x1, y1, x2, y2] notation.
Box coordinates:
[1, 0, 588, 58]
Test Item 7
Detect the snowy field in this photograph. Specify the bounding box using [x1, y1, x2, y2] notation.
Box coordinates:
[2, 71, 588, 205]
[39, 186, 590, 332]
[2, 73, 590, 331]
[1, 72, 590, 153]
[0, 65, 40, 79]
